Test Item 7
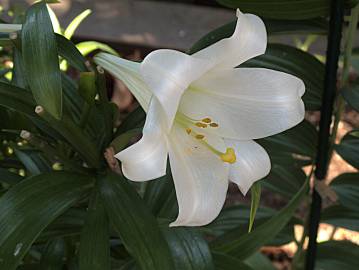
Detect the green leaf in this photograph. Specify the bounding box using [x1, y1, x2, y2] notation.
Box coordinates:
[162, 227, 214, 270]
[335, 129, 359, 169]
[13, 148, 51, 175]
[0, 172, 92, 270]
[342, 84, 359, 113]
[115, 106, 146, 136]
[56, 34, 88, 72]
[99, 172, 175, 270]
[330, 173, 359, 211]
[78, 72, 97, 105]
[321, 204, 359, 231]
[212, 252, 253, 270]
[11, 46, 27, 89]
[39, 208, 86, 241]
[211, 179, 308, 259]
[215, 0, 344, 20]
[110, 128, 142, 153]
[39, 238, 65, 270]
[262, 165, 307, 198]
[258, 120, 318, 161]
[22, 1, 62, 119]
[0, 168, 23, 186]
[77, 41, 118, 57]
[206, 205, 296, 246]
[0, 81, 36, 117]
[245, 252, 275, 270]
[316, 241, 359, 270]
[249, 182, 261, 232]
[36, 107, 101, 169]
[144, 173, 178, 219]
[79, 191, 110, 270]
[64, 9, 92, 40]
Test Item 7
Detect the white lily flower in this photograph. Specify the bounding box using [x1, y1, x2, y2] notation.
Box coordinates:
[0, 24, 22, 33]
[94, 9, 305, 227]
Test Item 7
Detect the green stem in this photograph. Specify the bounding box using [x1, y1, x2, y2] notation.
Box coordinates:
[291, 166, 315, 270]
[329, 5, 359, 160]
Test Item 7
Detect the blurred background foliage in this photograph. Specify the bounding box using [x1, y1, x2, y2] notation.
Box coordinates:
[0, 0, 358, 269]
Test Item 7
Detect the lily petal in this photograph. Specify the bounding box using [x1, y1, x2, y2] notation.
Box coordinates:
[115, 98, 168, 181]
[94, 53, 152, 111]
[193, 9, 267, 69]
[225, 139, 271, 195]
[179, 68, 305, 140]
[140, 49, 212, 130]
[168, 123, 229, 227]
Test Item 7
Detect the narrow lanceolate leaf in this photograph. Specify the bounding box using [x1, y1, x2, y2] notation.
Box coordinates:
[316, 241, 359, 270]
[258, 120, 318, 161]
[249, 183, 261, 232]
[321, 204, 359, 232]
[212, 252, 253, 270]
[0, 82, 36, 117]
[56, 34, 88, 72]
[335, 130, 359, 169]
[162, 227, 214, 270]
[205, 205, 296, 247]
[0, 168, 23, 186]
[99, 172, 175, 270]
[211, 180, 309, 259]
[330, 173, 359, 212]
[0, 172, 92, 270]
[79, 191, 110, 270]
[143, 172, 178, 219]
[77, 41, 118, 57]
[39, 238, 65, 270]
[342, 85, 359, 113]
[245, 252, 276, 270]
[114, 106, 145, 136]
[215, 0, 354, 20]
[262, 166, 306, 198]
[64, 9, 92, 40]
[22, 1, 63, 119]
[79, 72, 97, 105]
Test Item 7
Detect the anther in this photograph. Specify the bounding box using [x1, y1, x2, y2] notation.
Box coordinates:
[186, 128, 192, 134]
[202, 118, 212, 123]
[195, 134, 205, 140]
[210, 123, 219, 127]
[195, 122, 207, 128]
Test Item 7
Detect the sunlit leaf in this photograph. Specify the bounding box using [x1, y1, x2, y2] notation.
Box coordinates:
[22, 1, 63, 119]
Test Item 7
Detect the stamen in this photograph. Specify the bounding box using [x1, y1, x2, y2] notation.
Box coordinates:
[186, 128, 192, 134]
[220, 148, 237, 164]
[202, 118, 212, 123]
[195, 122, 208, 128]
[195, 134, 205, 140]
[210, 123, 219, 127]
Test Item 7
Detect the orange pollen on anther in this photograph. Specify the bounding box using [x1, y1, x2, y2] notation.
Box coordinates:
[201, 118, 212, 123]
[195, 122, 208, 128]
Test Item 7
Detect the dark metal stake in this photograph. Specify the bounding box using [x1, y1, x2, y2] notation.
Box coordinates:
[305, 1, 345, 269]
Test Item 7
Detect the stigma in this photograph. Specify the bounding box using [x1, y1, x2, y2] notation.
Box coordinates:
[220, 148, 237, 164]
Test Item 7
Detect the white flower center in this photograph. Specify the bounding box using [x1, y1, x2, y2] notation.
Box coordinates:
[175, 112, 236, 164]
